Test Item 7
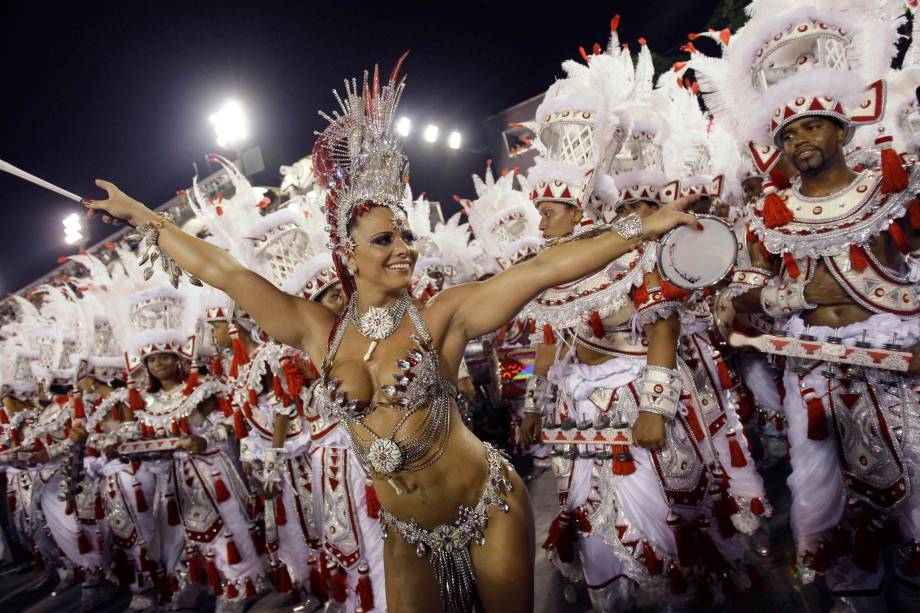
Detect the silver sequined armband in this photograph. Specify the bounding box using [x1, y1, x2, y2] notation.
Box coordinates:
[638, 365, 682, 419]
[127, 213, 203, 289]
[612, 213, 644, 241]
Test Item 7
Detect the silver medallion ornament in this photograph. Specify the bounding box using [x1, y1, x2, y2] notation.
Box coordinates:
[367, 438, 403, 474]
[348, 290, 411, 360]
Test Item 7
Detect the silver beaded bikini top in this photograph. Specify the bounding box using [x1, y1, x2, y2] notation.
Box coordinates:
[317, 300, 457, 476]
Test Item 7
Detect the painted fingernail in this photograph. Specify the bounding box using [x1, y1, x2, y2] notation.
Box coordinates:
[696, 223, 704, 230]
[80, 198, 93, 206]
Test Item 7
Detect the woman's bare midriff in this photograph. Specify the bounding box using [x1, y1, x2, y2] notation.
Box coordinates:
[364, 402, 492, 527]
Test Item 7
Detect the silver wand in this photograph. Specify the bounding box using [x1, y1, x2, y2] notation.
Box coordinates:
[0, 158, 84, 203]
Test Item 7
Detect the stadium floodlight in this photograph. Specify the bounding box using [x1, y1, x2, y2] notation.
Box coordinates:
[423, 124, 439, 143]
[210, 100, 248, 149]
[396, 116, 411, 137]
[448, 131, 462, 149]
[63, 212, 83, 245]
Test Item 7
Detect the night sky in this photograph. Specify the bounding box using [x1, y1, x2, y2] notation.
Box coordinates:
[0, 0, 719, 293]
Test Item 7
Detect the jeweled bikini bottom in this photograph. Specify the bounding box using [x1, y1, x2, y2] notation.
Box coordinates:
[379, 442, 513, 613]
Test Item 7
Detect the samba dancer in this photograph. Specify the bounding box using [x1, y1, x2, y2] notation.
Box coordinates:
[80, 54, 698, 612]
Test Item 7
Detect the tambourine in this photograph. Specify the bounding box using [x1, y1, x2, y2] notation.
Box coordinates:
[658, 215, 737, 291]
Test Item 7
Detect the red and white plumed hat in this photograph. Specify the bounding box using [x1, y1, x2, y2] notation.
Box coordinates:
[459, 163, 544, 270]
[188, 155, 338, 303]
[527, 16, 633, 221]
[690, 0, 899, 173]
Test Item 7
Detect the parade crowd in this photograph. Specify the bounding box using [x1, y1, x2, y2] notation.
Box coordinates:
[2, 1, 920, 611]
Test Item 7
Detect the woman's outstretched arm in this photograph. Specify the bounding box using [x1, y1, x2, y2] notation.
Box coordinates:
[84, 180, 336, 358]
[437, 197, 700, 342]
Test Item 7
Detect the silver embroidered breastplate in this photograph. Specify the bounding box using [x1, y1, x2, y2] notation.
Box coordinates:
[316, 300, 456, 475]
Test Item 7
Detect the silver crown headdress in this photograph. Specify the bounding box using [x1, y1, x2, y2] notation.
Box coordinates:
[313, 52, 411, 255]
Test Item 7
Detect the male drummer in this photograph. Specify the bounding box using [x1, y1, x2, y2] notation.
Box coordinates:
[731, 110, 920, 608]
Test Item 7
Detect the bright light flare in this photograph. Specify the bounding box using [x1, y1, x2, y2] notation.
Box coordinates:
[423, 124, 439, 143]
[210, 100, 248, 148]
[396, 117, 411, 137]
[63, 212, 83, 245]
[448, 131, 462, 149]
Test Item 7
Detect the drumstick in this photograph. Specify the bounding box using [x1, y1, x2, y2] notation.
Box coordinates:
[0, 158, 84, 203]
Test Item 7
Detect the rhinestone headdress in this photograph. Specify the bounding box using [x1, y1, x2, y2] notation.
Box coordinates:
[313, 52, 411, 255]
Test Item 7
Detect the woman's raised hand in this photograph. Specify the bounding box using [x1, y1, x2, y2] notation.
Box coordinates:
[641, 193, 703, 240]
[81, 179, 151, 226]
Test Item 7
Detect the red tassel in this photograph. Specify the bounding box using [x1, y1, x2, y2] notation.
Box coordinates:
[901, 542, 920, 577]
[274, 563, 293, 593]
[660, 278, 691, 300]
[574, 506, 592, 533]
[783, 252, 800, 279]
[205, 554, 222, 595]
[364, 480, 381, 519]
[233, 411, 247, 439]
[356, 564, 375, 612]
[751, 497, 766, 516]
[727, 430, 748, 467]
[226, 538, 241, 565]
[244, 578, 256, 598]
[134, 482, 149, 513]
[225, 582, 238, 599]
[188, 550, 204, 584]
[182, 363, 200, 396]
[589, 311, 605, 339]
[167, 495, 181, 526]
[768, 165, 791, 190]
[806, 395, 828, 440]
[849, 244, 868, 272]
[308, 556, 328, 602]
[717, 359, 734, 390]
[331, 567, 348, 603]
[214, 476, 231, 503]
[542, 511, 577, 564]
[611, 444, 636, 475]
[247, 388, 258, 406]
[669, 517, 698, 567]
[229, 330, 250, 379]
[632, 282, 650, 307]
[73, 393, 86, 420]
[218, 396, 234, 417]
[543, 324, 556, 345]
[274, 496, 287, 526]
[643, 544, 664, 576]
[878, 137, 909, 194]
[0, 410, 8, 425]
[909, 198, 920, 230]
[209, 355, 224, 378]
[889, 221, 910, 254]
[762, 184, 794, 229]
[128, 386, 144, 411]
[685, 406, 705, 442]
[78, 531, 92, 554]
[669, 566, 688, 594]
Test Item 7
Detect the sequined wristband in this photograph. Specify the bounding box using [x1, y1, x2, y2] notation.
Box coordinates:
[127, 213, 203, 289]
[523, 375, 549, 416]
[612, 213, 644, 241]
[638, 365, 682, 419]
